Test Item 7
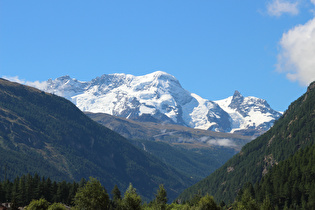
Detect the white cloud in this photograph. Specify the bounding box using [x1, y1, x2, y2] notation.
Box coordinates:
[277, 18, 315, 86]
[26, 80, 49, 90]
[311, 0, 315, 5]
[267, 0, 299, 16]
[207, 139, 237, 148]
[2, 75, 48, 90]
[2, 76, 26, 84]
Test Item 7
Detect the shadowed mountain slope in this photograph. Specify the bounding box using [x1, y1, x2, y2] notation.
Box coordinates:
[0, 78, 193, 201]
[178, 82, 315, 204]
[86, 112, 252, 181]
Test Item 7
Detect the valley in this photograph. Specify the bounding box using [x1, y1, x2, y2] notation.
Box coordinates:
[1, 75, 313, 209]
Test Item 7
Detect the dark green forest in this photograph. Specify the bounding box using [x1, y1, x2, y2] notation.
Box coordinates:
[0, 174, 221, 210]
[0, 174, 80, 207]
[178, 81, 315, 204]
[238, 143, 315, 209]
[0, 78, 192, 201]
[129, 138, 236, 181]
[87, 111, 248, 182]
[1, 78, 315, 209]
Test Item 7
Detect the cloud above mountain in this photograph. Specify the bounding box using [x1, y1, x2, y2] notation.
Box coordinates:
[276, 18, 315, 86]
[3, 76, 48, 90]
[267, 0, 299, 16]
[267, 0, 315, 86]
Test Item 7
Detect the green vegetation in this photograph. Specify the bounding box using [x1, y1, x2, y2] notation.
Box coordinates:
[88, 111, 249, 182]
[154, 184, 168, 209]
[178, 81, 315, 204]
[73, 177, 109, 210]
[0, 173, 78, 207]
[47, 202, 67, 210]
[0, 78, 192, 201]
[1, 78, 315, 209]
[120, 183, 142, 210]
[0, 174, 221, 209]
[130, 138, 236, 181]
[26, 198, 51, 210]
[238, 143, 315, 209]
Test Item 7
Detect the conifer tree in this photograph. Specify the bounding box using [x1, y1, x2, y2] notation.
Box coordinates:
[79, 177, 87, 188]
[197, 194, 220, 210]
[234, 189, 258, 210]
[155, 184, 167, 209]
[56, 181, 69, 204]
[17, 175, 26, 206]
[26, 198, 50, 210]
[260, 196, 272, 210]
[0, 182, 4, 202]
[122, 183, 141, 210]
[112, 184, 121, 202]
[51, 181, 58, 203]
[73, 177, 109, 210]
[48, 202, 67, 210]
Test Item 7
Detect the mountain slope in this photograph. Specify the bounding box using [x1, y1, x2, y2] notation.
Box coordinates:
[86, 112, 252, 181]
[178, 81, 315, 204]
[0, 78, 193, 201]
[26, 71, 281, 134]
[85, 112, 252, 151]
[240, 143, 315, 209]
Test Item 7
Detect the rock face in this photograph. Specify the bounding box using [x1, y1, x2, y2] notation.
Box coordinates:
[215, 91, 282, 135]
[30, 71, 281, 134]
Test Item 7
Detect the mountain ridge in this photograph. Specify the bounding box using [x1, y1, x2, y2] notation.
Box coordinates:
[85, 112, 252, 151]
[24, 71, 282, 136]
[0, 78, 193, 201]
[86, 111, 252, 181]
[177, 81, 315, 203]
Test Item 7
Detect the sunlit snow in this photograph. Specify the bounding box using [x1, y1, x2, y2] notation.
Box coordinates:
[24, 71, 281, 133]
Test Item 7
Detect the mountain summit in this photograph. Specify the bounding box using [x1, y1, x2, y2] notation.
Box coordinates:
[30, 71, 281, 135]
[215, 90, 282, 135]
[0, 78, 193, 201]
[178, 80, 315, 204]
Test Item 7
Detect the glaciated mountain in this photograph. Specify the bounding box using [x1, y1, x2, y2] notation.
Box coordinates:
[32, 71, 281, 134]
[215, 91, 282, 135]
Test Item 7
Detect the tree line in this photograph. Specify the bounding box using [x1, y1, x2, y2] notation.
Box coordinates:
[0, 174, 222, 210]
[4, 171, 311, 209]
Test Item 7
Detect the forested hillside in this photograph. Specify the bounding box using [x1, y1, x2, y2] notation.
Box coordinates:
[86, 112, 249, 181]
[178, 81, 315, 204]
[239, 143, 315, 209]
[0, 78, 193, 201]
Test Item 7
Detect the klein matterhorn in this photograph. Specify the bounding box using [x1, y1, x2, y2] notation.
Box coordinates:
[36, 71, 281, 136]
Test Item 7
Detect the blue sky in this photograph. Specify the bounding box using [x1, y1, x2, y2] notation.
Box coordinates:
[1, 0, 315, 111]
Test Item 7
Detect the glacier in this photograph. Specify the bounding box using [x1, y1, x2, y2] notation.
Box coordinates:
[26, 71, 282, 135]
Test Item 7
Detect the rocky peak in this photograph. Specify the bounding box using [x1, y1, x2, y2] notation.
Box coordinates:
[233, 90, 242, 97]
[307, 81, 315, 93]
[229, 90, 244, 109]
[23, 72, 282, 135]
[55, 75, 72, 82]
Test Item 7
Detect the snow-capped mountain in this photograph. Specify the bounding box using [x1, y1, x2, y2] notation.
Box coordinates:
[215, 91, 282, 135]
[29, 71, 281, 134]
